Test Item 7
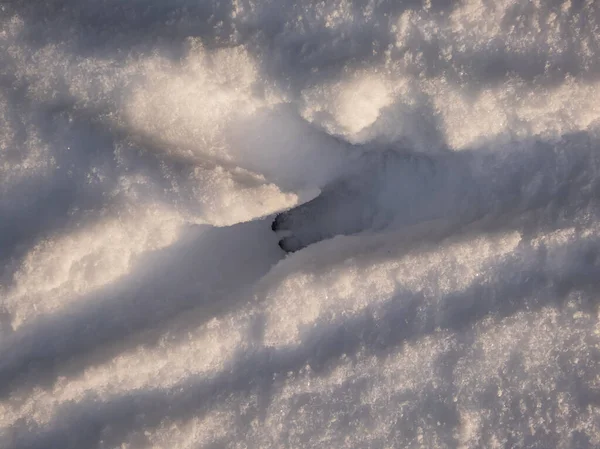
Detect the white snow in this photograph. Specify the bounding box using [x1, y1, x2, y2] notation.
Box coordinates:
[1, 0, 600, 448]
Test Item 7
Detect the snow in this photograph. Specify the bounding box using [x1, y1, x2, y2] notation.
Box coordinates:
[1, 0, 600, 448]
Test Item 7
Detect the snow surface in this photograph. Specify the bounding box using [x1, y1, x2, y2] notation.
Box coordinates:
[1, 0, 600, 448]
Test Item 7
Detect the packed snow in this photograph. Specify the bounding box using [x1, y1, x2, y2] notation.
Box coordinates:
[2, 0, 600, 448]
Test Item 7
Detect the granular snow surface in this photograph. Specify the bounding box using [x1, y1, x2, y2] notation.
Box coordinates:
[2, 1, 600, 448]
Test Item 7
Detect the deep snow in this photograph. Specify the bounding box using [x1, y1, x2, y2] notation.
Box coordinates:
[2, 0, 600, 448]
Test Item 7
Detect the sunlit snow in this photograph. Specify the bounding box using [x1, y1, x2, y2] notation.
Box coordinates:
[2, 1, 600, 448]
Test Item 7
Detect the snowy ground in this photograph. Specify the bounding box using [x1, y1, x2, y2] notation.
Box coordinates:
[2, 0, 600, 448]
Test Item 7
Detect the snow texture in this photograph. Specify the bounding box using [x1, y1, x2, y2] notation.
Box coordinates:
[2, 0, 600, 448]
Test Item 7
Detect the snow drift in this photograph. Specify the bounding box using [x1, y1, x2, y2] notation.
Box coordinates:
[2, 0, 600, 448]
